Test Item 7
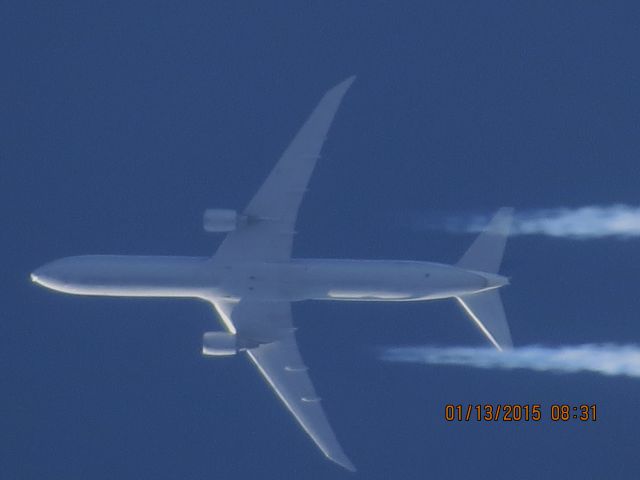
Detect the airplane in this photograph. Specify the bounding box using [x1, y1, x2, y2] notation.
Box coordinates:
[31, 76, 513, 472]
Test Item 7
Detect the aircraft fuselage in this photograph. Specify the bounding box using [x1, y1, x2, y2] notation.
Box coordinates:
[31, 255, 507, 303]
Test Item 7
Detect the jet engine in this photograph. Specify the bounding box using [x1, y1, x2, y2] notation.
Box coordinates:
[202, 331, 238, 356]
[203, 209, 243, 232]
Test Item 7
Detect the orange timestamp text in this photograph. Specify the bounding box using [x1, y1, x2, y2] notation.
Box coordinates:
[444, 404, 597, 422]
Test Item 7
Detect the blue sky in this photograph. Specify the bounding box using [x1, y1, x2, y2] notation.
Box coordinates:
[3, 1, 640, 478]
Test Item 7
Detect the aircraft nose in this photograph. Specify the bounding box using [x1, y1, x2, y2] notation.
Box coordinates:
[31, 265, 50, 286]
[31, 262, 63, 289]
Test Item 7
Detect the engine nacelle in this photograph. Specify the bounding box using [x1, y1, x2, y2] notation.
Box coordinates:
[202, 331, 238, 356]
[203, 209, 241, 232]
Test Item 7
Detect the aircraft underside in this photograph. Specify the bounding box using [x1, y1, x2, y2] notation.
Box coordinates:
[32, 77, 514, 471]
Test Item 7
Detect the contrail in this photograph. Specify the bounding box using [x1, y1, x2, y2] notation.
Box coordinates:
[382, 344, 640, 378]
[408, 204, 640, 239]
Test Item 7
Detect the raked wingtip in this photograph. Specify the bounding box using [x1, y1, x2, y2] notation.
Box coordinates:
[328, 452, 357, 472]
[331, 75, 356, 93]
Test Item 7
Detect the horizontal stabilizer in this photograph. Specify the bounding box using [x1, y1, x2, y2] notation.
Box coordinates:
[456, 291, 512, 351]
[457, 207, 513, 274]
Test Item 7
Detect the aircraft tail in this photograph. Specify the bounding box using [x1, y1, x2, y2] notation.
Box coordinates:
[455, 291, 512, 350]
[455, 208, 514, 350]
[456, 207, 513, 274]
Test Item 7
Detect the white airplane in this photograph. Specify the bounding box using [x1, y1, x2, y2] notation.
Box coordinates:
[31, 77, 513, 471]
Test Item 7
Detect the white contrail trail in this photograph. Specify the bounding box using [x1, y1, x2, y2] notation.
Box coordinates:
[410, 204, 640, 239]
[382, 345, 640, 378]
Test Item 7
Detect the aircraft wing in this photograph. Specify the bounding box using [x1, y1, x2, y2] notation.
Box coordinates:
[213, 76, 355, 262]
[211, 300, 355, 472]
[209, 78, 356, 470]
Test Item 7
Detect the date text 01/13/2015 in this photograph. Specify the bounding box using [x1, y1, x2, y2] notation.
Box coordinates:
[444, 404, 597, 422]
